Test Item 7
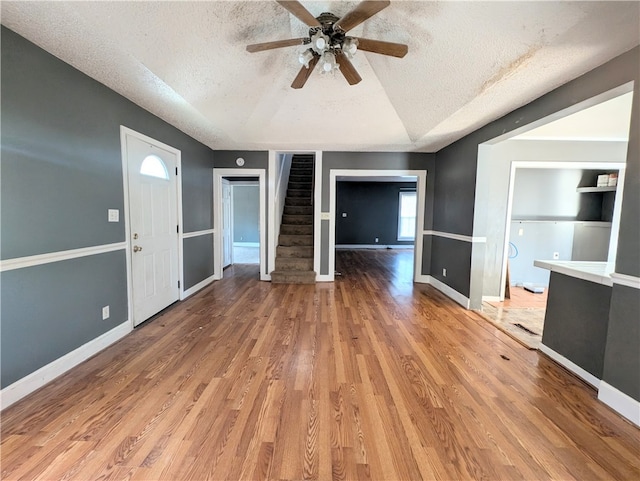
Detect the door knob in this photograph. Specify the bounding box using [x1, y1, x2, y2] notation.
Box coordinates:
[133, 245, 143, 253]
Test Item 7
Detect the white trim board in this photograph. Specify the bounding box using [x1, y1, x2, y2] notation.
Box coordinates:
[610, 272, 640, 289]
[0, 242, 126, 272]
[335, 245, 414, 249]
[328, 169, 426, 282]
[426, 275, 471, 309]
[598, 381, 640, 427]
[182, 229, 214, 239]
[213, 168, 267, 281]
[423, 230, 487, 243]
[538, 343, 601, 389]
[0, 321, 131, 410]
[182, 274, 217, 298]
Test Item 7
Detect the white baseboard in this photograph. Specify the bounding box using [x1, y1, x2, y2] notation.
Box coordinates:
[261, 273, 271, 281]
[415, 274, 430, 284]
[181, 274, 216, 299]
[1, 321, 131, 410]
[426, 276, 471, 309]
[539, 343, 601, 389]
[316, 273, 334, 282]
[597, 381, 640, 426]
[482, 296, 502, 302]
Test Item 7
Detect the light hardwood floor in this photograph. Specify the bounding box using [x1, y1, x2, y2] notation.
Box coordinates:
[2, 250, 638, 480]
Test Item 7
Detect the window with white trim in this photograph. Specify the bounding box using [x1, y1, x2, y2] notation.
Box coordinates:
[397, 191, 417, 241]
[140, 155, 169, 180]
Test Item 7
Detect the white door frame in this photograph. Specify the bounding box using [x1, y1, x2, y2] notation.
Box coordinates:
[120, 126, 184, 327]
[213, 169, 267, 280]
[326, 169, 427, 282]
[221, 179, 233, 268]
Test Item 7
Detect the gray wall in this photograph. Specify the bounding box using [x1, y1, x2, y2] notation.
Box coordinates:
[232, 185, 260, 243]
[542, 273, 612, 379]
[320, 152, 435, 276]
[336, 182, 416, 246]
[1, 27, 215, 387]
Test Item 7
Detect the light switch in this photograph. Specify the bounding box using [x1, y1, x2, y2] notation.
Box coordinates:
[518, 228, 524, 236]
[320, 212, 330, 220]
[108, 209, 119, 222]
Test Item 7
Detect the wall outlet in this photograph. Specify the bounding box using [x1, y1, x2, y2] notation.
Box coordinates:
[102, 305, 110, 320]
[342, 212, 347, 217]
[375, 237, 379, 243]
[108, 209, 119, 222]
[553, 252, 560, 259]
[442, 268, 447, 277]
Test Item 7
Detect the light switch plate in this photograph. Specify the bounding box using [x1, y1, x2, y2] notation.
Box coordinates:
[320, 212, 330, 220]
[108, 209, 119, 222]
[102, 306, 110, 320]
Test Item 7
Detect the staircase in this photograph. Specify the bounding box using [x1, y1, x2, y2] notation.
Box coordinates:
[270, 155, 316, 284]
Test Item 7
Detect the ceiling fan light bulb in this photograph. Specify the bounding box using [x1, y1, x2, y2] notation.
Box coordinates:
[343, 37, 358, 56]
[311, 31, 329, 54]
[299, 49, 314, 68]
[321, 51, 337, 73]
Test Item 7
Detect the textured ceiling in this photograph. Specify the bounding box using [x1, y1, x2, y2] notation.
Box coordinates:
[2, 1, 639, 152]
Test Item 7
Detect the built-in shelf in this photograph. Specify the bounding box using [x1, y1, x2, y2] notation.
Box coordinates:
[576, 186, 617, 193]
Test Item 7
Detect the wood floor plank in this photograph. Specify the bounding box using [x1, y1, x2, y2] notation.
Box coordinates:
[2, 251, 638, 481]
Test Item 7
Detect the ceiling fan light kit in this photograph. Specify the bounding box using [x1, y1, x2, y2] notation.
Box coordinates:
[246, 0, 408, 89]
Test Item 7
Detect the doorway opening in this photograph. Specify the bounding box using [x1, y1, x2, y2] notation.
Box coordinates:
[213, 169, 266, 280]
[328, 170, 426, 282]
[472, 86, 633, 348]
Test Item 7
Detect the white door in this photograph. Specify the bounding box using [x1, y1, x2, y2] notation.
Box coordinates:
[222, 179, 232, 268]
[126, 134, 180, 326]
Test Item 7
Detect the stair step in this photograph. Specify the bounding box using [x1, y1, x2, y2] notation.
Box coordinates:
[281, 224, 313, 235]
[282, 214, 313, 225]
[275, 257, 314, 271]
[289, 177, 312, 185]
[284, 205, 313, 215]
[277, 245, 313, 258]
[290, 169, 313, 175]
[288, 181, 312, 190]
[285, 197, 312, 206]
[279, 234, 313, 246]
[287, 189, 312, 198]
[270, 270, 316, 284]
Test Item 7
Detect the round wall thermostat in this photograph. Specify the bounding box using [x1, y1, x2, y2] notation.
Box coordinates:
[236, 157, 245, 166]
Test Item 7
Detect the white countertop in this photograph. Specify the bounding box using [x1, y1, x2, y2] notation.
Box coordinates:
[534, 260, 614, 286]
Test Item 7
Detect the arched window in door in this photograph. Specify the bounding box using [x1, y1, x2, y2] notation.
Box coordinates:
[140, 155, 169, 180]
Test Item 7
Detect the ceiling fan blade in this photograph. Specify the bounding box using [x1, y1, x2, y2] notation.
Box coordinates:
[335, 52, 362, 85]
[334, 1, 390, 33]
[291, 55, 319, 89]
[354, 37, 408, 58]
[277, 1, 321, 27]
[247, 38, 307, 53]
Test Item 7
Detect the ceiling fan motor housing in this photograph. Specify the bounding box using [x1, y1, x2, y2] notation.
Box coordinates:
[310, 12, 346, 50]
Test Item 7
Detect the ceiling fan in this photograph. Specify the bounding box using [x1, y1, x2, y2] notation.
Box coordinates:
[246, 0, 408, 89]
